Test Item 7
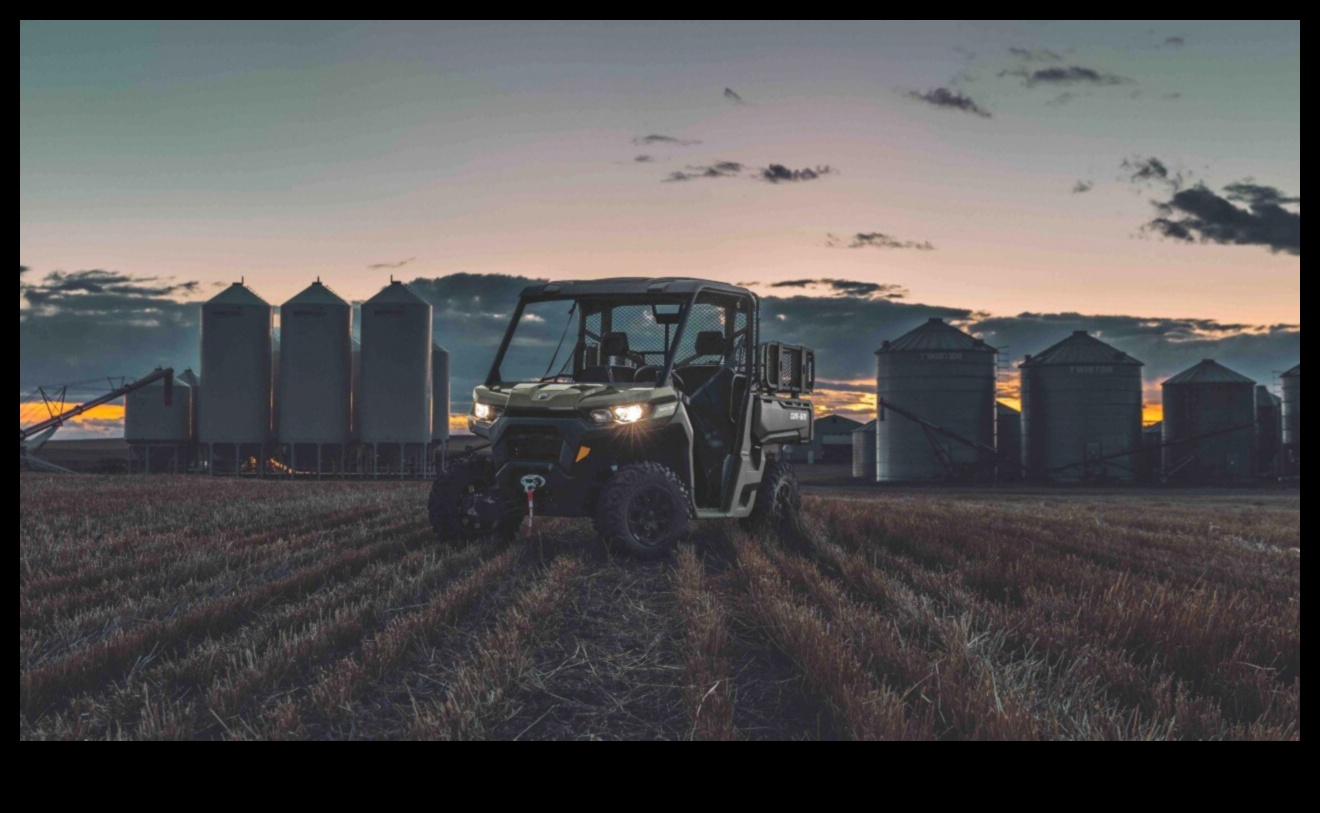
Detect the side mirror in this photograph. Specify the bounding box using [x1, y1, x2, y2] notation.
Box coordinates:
[759, 342, 815, 394]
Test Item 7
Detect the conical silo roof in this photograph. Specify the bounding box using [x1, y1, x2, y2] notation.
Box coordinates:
[1283, 364, 1300, 378]
[1021, 331, 1143, 367]
[365, 279, 428, 305]
[284, 279, 349, 307]
[878, 318, 991, 353]
[1163, 359, 1255, 386]
[207, 281, 269, 306]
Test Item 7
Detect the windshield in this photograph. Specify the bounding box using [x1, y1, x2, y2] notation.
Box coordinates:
[490, 292, 753, 388]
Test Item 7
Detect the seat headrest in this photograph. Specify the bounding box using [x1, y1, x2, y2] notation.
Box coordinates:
[601, 331, 629, 358]
[695, 330, 725, 356]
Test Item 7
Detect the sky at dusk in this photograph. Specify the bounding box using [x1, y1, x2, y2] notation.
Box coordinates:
[19, 21, 1300, 436]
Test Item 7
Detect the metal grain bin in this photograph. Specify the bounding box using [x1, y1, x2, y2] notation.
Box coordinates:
[1282, 364, 1300, 475]
[278, 280, 353, 444]
[1161, 360, 1256, 481]
[432, 343, 450, 442]
[996, 402, 1022, 480]
[875, 318, 997, 481]
[199, 282, 273, 445]
[125, 370, 192, 442]
[359, 281, 433, 445]
[1256, 385, 1282, 478]
[1020, 331, 1143, 482]
[852, 419, 877, 479]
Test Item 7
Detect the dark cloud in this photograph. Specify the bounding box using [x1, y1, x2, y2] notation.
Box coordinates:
[763, 279, 910, 299]
[1162, 92, 1184, 101]
[1146, 182, 1301, 256]
[1072, 180, 1094, 194]
[367, 257, 415, 270]
[1163, 36, 1186, 48]
[825, 232, 936, 251]
[723, 87, 747, 105]
[20, 268, 203, 393]
[1005, 66, 1134, 87]
[662, 161, 745, 183]
[631, 134, 701, 146]
[30, 269, 199, 299]
[1224, 182, 1300, 208]
[904, 87, 993, 119]
[1009, 47, 1062, 62]
[633, 155, 654, 163]
[1123, 155, 1187, 188]
[760, 164, 833, 184]
[970, 312, 1299, 391]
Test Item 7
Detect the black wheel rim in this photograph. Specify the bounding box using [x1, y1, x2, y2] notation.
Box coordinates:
[626, 485, 675, 546]
[458, 480, 493, 533]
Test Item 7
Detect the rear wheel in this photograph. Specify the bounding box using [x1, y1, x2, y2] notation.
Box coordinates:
[593, 462, 690, 558]
[741, 457, 801, 536]
[429, 458, 519, 543]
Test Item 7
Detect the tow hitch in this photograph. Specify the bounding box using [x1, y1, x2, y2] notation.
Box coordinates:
[519, 473, 547, 536]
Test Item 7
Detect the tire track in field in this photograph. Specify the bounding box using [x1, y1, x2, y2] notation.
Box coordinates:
[672, 547, 735, 740]
[408, 555, 586, 740]
[20, 524, 434, 721]
[21, 501, 393, 599]
[249, 549, 521, 739]
[34, 544, 492, 740]
[729, 536, 920, 740]
[20, 508, 412, 638]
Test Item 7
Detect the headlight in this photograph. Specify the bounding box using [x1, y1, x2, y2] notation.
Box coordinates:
[612, 404, 647, 423]
[589, 403, 650, 425]
[472, 402, 503, 422]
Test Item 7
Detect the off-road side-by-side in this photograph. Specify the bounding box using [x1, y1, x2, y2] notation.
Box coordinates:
[429, 278, 814, 557]
[20, 475, 1300, 740]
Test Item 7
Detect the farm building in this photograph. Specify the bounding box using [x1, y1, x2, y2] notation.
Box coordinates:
[1161, 360, 1256, 482]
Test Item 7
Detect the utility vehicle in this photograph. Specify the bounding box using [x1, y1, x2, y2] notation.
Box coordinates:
[428, 278, 815, 557]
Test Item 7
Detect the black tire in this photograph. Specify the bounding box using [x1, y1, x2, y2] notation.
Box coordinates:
[593, 462, 691, 558]
[741, 457, 801, 536]
[428, 458, 520, 544]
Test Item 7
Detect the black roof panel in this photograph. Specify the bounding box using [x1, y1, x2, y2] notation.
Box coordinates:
[520, 277, 753, 299]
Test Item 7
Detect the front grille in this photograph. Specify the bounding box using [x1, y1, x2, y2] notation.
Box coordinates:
[503, 426, 563, 461]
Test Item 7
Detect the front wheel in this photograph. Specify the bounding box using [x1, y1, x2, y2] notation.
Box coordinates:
[593, 462, 691, 558]
[741, 457, 801, 536]
[428, 458, 520, 543]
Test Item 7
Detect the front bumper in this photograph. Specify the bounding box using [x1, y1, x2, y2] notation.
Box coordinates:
[485, 412, 688, 518]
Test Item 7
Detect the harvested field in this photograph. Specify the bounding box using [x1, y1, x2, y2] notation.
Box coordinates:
[19, 475, 1300, 740]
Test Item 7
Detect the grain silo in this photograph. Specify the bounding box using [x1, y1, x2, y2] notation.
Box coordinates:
[125, 369, 193, 473]
[359, 280, 432, 475]
[852, 419, 876, 479]
[1161, 360, 1256, 481]
[278, 280, 353, 475]
[996, 402, 1022, 480]
[1282, 364, 1300, 476]
[1020, 331, 1143, 482]
[875, 318, 996, 481]
[1255, 386, 1282, 478]
[199, 282, 273, 474]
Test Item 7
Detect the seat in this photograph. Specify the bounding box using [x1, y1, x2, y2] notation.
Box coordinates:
[673, 331, 727, 396]
[682, 330, 738, 506]
[578, 331, 637, 384]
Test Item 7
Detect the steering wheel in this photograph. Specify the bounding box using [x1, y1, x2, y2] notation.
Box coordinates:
[634, 365, 685, 391]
